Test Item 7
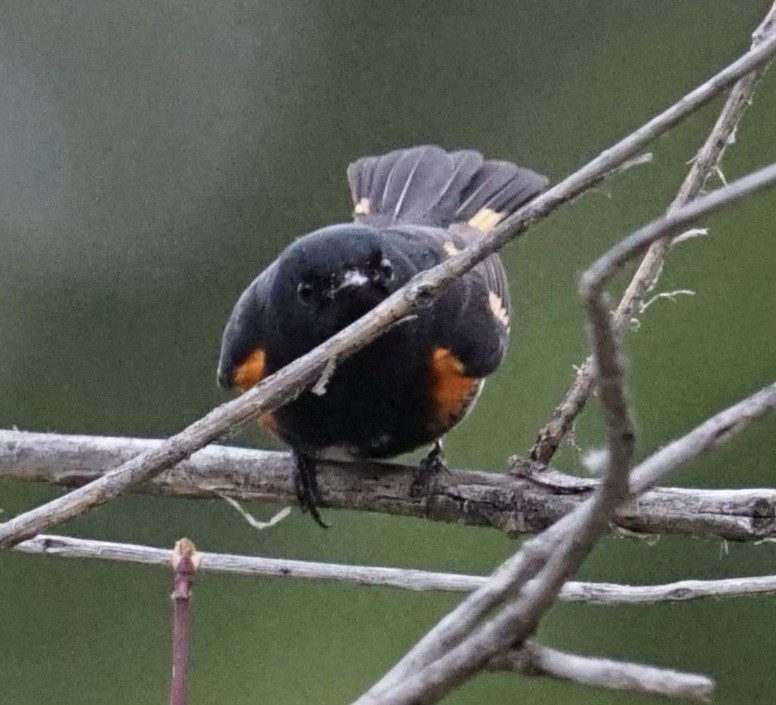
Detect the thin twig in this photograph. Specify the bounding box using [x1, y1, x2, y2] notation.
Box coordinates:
[218, 495, 292, 531]
[530, 3, 776, 463]
[169, 539, 199, 705]
[5, 430, 776, 541]
[1, 34, 775, 549]
[581, 164, 776, 308]
[490, 642, 713, 702]
[16, 533, 776, 606]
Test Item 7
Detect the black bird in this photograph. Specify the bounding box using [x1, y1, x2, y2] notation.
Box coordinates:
[217, 146, 548, 525]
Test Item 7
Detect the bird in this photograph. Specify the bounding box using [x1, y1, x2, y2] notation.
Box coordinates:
[217, 146, 548, 526]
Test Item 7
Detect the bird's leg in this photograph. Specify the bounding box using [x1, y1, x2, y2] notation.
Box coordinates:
[411, 439, 448, 498]
[292, 449, 329, 528]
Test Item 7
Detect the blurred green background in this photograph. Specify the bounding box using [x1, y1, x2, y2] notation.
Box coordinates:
[2, 1, 776, 703]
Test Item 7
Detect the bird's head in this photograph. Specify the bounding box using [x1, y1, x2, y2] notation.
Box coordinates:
[277, 224, 399, 324]
[217, 224, 401, 390]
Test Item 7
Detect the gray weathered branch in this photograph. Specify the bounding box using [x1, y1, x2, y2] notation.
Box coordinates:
[530, 3, 776, 463]
[5, 429, 776, 541]
[490, 643, 713, 702]
[18, 534, 776, 605]
[7, 533, 722, 700]
[1, 32, 776, 549]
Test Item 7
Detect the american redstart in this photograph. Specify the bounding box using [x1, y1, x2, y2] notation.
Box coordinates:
[218, 146, 548, 525]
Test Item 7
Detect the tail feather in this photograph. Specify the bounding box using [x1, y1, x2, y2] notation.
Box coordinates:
[384, 148, 437, 220]
[347, 145, 547, 230]
[454, 161, 519, 219]
[432, 150, 484, 221]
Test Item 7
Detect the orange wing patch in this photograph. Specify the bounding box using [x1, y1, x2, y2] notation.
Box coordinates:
[232, 348, 278, 435]
[233, 349, 267, 391]
[429, 347, 480, 428]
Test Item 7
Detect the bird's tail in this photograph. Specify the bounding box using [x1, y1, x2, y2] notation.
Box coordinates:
[346, 145, 548, 231]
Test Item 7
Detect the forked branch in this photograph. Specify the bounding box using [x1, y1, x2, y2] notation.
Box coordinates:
[530, 2, 776, 463]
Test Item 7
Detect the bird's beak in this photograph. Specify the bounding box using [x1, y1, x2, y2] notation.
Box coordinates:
[333, 269, 369, 294]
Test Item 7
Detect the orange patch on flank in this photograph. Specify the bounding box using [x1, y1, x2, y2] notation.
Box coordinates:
[233, 349, 279, 436]
[260, 411, 278, 435]
[429, 347, 479, 426]
[233, 348, 267, 391]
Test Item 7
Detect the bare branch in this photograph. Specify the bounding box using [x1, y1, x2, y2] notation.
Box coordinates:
[355, 381, 775, 699]
[562, 575, 776, 605]
[5, 430, 776, 541]
[530, 6, 776, 463]
[1, 34, 775, 549]
[16, 533, 776, 606]
[11, 531, 716, 701]
[490, 643, 713, 702]
[357, 158, 776, 697]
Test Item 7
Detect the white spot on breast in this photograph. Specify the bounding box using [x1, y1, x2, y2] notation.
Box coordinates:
[354, 197, 371, 216]
[488, 291, 510, 327]
[341, 269, 369, 287]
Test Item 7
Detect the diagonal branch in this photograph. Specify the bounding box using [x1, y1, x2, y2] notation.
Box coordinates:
[530, 1, 776, 463]
[1, 33, 776, 549]
[5, 429, 776, 541]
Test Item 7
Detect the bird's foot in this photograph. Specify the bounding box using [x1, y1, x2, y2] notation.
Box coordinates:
[292, 450, 329, 528]
[411, 440, 448, 498]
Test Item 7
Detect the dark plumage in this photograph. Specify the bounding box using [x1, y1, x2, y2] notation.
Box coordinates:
[218, 146, 548, 524]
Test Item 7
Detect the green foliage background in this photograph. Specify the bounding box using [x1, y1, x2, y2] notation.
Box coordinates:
[1, 2, 775, 703]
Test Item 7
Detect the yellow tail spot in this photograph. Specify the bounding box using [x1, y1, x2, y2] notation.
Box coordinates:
[354, 197, 371, 216]
[468, 207, 505, 232]
[488, 291, 510, 327]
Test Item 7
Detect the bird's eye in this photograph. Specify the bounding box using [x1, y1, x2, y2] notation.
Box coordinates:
[379, 258, 394, 281]
[297, 281, 314, 305]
